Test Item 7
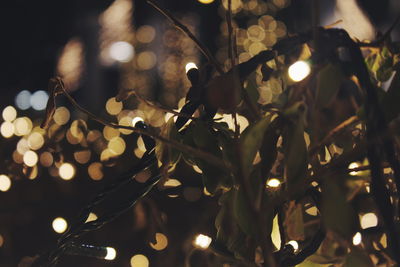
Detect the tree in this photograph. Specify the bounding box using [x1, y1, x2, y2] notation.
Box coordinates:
[10, 0, 400, 266]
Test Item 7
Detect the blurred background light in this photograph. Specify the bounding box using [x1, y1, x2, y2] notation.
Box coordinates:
[352, 232, 362, 245]
[360, 213, 378, 229]
[149, 233, 168, 251]
[2, 106, 17, 122]
[15, 90, 31, 110]
[109, 41, 134, 63]
[23, 150, 38, 167]
[266, 178, 281, 188]
[287, 240, 299, 252]
[0, 175, 11, 192]
[130, 254, 149, 267]
[1, 122, 15, 138]
[30, 90, 49, 111]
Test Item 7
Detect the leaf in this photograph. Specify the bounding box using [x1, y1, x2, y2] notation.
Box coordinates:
[296, 260, 331, 267]
[373, 47, 394, 82]
[191, 121, 230, 193]
[321, 178, 357, 238]
[261, 63, 274, 81]
[343, 248, 374, 267]
[155, 117, 181, 171]
[316, 64, 345, 108]
[283, 104, 308, 198]
[233, 186, 257, 237]
[239, 116, 271, 178]
[285, 202, 305, 241]
[205, 67, 242, 112]
[259, 119, 280, 180]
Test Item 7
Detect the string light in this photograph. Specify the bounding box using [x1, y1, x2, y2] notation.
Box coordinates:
[348, 162, 361, 176]
[109, 41, 134, 63]
[149, 233, 168, 251]
[193, 234, 212, 249]
[52, 217, 68, 234]
[288, 61, 311, 82]
[23, 150, 38, 167]
[352, 232, 362, 245]
[30, 90, 49, 111]
[59, 163, 75, 180]
[2, 106, 17, 121]
[105, 247, 117, 260]
[287, 240, 299, 252]
[266, 178, 281, 188]
[185, 62, 198, 73]
[15, 90, 31, 110]
[360, 213, 378, 229]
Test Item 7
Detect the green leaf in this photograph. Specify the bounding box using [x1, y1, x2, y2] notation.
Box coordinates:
[260, 118, 280, 181]
[240, 116, 271, 178]
[343, 248, 374, 267]
[316, 64, 345, 108]
[373, 47, 394, 82]
[296, 260, 331, 267]
[233, 186, 257, 237]
[321, 178, 357, 238]
[191, 121, 230, 194]
[155, 117, 181, 170]
[283, 105, 308, 198]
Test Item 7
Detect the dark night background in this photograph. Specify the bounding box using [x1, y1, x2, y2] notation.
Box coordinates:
[0, 0, 398, 266]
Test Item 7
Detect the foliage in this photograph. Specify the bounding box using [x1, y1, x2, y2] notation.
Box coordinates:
[11, 1, 400, 266]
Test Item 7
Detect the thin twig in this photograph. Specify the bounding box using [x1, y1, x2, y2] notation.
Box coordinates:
[225, 0, 235, 68]
[359, 13, 400, 47]
[60, 88, 229, 170]
[309, 116, 359, 156]
[132, 91, 198, 121]
[146, 0, 224, 74]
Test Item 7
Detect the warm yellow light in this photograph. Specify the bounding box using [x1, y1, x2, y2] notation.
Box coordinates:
[23, 150, 38, 167]
[14, 117, 33, 136]
[267, 178, 281, 188]
[287, 240, 299, 251]
[74, 150, 91, 164]
[197, 0, 215, 4]
[1, 122, 15, 138]
[2, 106, 17, 122]
[103, 126, 120, 141]
[105, 247, 117, 260]
[88, 162, 104, 180]
[109, 41, 134, 63]
[106, 97, 123, 115]
[150, 233, 168, 251]
[185, 62, 198, 73]
[0, 234, 4, 247]
[193, 234, 212, 249]
[85, 212, 98, 223]
[59, 163, 75, 180]
[352, 232, 362, 245]
[108, 136, 126, 155]
[52, 217, 68, 234]
[119, 116, 134, 135]
[0, 175, 11, 192]
[136, 25, 156, 43]
[130, 254, 149, 267]
[27, 132, 44, 150]
[288, 61, 311, 82]
[360, 213, 378, 229]
[53, 107, 70, 125]
[348, 162, 361, 176]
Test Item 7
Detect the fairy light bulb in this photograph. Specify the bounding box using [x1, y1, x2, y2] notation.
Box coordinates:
[288, 61, 311, 82]
[193, 234, 212, 249]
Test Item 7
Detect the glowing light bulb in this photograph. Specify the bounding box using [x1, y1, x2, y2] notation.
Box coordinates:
[360, 213, 378, 229]
[105, 247, 117, 260]
[288, 61, 311, 82]
[267, 178, 281, 187]
[287, 240, 299, 251]
[198, 0, 215, 4]
[193, 234, 212, 249]
[52, 217, 68, 234]
[109, 41, 134, 63]
[2, 106, 17, 121]
[185, 62, 198, 73]
[348, 162, 361, 176]
[132, 116, 144, 126]
[0, 175, 11, 192]
[352, 232, 362, 245]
